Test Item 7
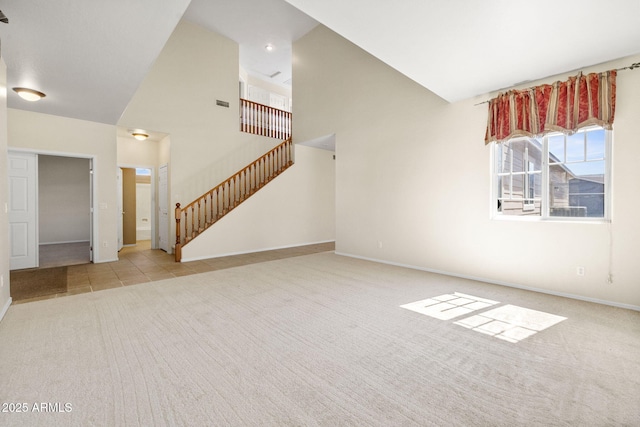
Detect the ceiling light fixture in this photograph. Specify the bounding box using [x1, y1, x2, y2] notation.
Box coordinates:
[265, 44, 274, 52]
[13, 87, 46, 102]
[131, 132, 149, 141]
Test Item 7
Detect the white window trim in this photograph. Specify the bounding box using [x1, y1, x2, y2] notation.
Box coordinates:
[491, 127, 612, 222]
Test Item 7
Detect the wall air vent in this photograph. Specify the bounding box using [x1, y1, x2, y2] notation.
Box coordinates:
[216, 100, 229, 108]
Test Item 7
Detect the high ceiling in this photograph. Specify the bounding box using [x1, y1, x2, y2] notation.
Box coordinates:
[284, 0, 640, 102]
[0, 0, 639, 125]
[183, 0, 318, 87]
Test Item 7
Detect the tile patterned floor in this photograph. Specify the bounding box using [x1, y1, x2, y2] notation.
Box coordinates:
[13, 241, 335, 304]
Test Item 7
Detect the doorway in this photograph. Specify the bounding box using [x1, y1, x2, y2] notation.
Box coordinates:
[8, 151, 95, 270]
[118, 166, 156, 254]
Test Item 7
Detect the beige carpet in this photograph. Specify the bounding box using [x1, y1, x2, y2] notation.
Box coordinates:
[0, 252, 638, 426]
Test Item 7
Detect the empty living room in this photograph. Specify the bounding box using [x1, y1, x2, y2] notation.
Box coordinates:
[1, 1, 639, 426]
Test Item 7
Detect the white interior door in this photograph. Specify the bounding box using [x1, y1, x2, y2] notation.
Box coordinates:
[117, 168, 123, 251]
[158, 164, 169, 252]
[8, 151, 38, 270]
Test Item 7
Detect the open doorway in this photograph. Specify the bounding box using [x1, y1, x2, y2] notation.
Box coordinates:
[118, 166, 154, 252]
[38, 155, 92, 267]
[8, 150, 95, 270]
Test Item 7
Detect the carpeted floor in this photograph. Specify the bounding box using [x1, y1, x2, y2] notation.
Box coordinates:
[0, 252, 638, 426]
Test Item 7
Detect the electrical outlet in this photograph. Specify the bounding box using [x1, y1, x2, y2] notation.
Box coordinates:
[1, 274, 3, 288]
[103, 241, 108, 248]
[378, 241, 383, 249]
[576, 266, 585, 276]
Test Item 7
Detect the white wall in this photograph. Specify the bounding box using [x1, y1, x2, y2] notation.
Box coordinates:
[182, 144, 335, 260]
[0, 59, 11, 320]
[294, 25, 640, 309]
[38, 155, 91, 244]
[8, 109, 118, 262]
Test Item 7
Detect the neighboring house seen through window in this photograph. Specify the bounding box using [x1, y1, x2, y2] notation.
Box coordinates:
[494, 126, 610, 219]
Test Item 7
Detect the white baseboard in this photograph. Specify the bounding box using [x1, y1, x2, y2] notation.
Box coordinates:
[0, 297, 13, 323]
[95, 258, 119, 264]
[39, 240, 90, 246]
[335, 251, 640, 312]
[181, 240, 335, 263]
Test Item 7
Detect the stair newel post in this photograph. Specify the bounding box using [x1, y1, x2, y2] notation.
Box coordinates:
[175, 203, 182, 262]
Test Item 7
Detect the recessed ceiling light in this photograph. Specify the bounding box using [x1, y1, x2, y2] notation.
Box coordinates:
[265, 44, 274, 52]
[13, 87, 46, 101]
[131, 132, 149, 141]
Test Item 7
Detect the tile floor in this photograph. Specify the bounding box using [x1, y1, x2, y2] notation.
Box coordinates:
[13, 241, 335, 304]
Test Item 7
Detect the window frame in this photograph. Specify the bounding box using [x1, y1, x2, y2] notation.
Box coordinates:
[491, 126, 612, 222]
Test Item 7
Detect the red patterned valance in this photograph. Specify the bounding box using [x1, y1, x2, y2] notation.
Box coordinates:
[485, 70, 616, 144]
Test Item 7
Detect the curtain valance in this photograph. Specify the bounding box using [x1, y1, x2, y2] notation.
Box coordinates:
[484, 70, 616, 144]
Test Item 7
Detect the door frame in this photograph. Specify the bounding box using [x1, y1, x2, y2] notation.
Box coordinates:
[8, 148, 98, 265]
[117, 163, 157, 251]
[158, 163, 170, 253]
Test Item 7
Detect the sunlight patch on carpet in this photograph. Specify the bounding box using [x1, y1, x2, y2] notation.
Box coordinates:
[401, 294, 568, 343]
[454, 304, 567, 343]
[400, 292, 499, 320]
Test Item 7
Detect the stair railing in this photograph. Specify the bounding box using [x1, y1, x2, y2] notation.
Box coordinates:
[240, 98, 291, 140]
[174, 138, 293, 261]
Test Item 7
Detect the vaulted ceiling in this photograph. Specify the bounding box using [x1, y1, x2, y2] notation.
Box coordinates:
[0, 0, 639, 125]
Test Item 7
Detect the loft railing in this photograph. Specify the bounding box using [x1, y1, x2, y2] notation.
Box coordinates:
[174, 138, 294, 261]
[240, 98, 291, 140]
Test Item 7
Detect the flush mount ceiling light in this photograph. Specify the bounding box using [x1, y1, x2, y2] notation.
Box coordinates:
[13, 87, 46, 102]
[131, 132, 149, 141]
[265, 44, 274, 52]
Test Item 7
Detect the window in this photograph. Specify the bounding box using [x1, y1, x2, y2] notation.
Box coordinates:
[494, 126, 610, 220]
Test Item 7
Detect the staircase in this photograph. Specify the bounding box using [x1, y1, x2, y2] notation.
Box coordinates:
[174, 137, 293, 261]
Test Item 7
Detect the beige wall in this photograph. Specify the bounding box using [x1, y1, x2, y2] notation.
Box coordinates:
[119, 21, 281, 246]
[0, 59, 11, 319]
[117, 134, 160, 167]
[120, 20, 334, 258]
[294, 25, 640, 309]
[8, 109, 118, 262]
[119, 21, 279, 205]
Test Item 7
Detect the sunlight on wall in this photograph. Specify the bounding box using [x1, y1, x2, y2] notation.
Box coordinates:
[401, 293, 567, 343]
